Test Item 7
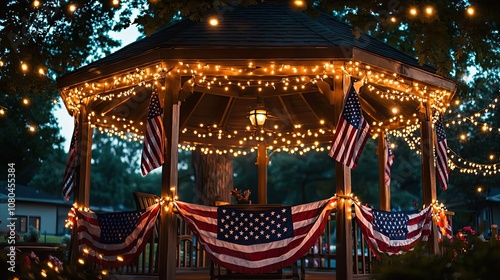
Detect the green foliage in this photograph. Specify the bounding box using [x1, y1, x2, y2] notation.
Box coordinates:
[0, 249, 106, 280]
[372, 237, 500, 280]
[0, 0, 132, 184]
[23, 226, 41, 243]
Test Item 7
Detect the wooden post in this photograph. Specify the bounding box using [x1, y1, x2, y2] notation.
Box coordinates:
[257, 143, 267, 204]
[334, 75, 353, 280]
[378, 132, 390, 211]
[159, 73, 181, 280]
[419, 101, 439, 254]
[70, 101, 93, 267]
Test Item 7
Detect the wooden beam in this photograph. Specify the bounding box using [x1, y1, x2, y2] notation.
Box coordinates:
[378, 132, 390, 211]
[159, 73, 181, 280]
[419, 101, 439, 254]
[257, 143, 268, 204]
[333, 76, 353, 280]
[70, 100, 93, 268]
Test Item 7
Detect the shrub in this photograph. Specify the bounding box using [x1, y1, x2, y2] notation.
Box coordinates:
[23, 226, 40, 242]
[371, 227, 500, 280]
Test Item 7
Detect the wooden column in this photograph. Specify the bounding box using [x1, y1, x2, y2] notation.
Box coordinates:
[70, 101, 93, 267]
[334, 76, 353, 280]
[257, 142, 267, 204]
[378, 132, 390, 211]
[419, 101, 439, 254]
[159, 74, 181, 280]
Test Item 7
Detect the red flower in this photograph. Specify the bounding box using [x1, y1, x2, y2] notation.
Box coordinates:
[24, 255, 31, 269]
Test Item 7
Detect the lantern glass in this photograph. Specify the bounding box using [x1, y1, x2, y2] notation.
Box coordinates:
[249, 109, 267, 126]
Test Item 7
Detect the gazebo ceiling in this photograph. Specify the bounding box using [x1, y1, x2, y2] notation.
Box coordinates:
[57, 1, 456, 152]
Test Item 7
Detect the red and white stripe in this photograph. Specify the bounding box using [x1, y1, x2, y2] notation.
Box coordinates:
[329, 116, 370, 169]
[354, 203, 432, 257]
[74, 203, 160, 267]
[174, 198, 336, 274]
[435, 138, 449, 191]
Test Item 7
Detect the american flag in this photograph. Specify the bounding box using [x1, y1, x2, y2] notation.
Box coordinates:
[434, 114, 449, 191]
[174, 198, 336, 274]
[329, 82, 370, 169]
[74, 203, 160, 267]
[384, 135, 394, 187]
[354, 203, 432, 257]
[438, 214, 453, 241]
[62, 122, 78, 201]
[141, 90, 165, 176]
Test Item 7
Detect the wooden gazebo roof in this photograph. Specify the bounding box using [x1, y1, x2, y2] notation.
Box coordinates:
[57, 1, 456, 151]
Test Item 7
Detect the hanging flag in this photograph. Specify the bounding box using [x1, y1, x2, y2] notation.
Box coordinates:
[384, 135, 395, 187]
[354, 203, 433, 257]
[74, 203, 161, 268]
[141, 90, 165, 176]
[437, 210, 453, 241]
[329, 81, 370, 169]
[62, 122, 78, 201]
[174, 198, 336, 274]
[434, 113, 449, 191]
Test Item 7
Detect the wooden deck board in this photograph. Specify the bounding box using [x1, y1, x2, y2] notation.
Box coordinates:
[111, 269, 371, 280]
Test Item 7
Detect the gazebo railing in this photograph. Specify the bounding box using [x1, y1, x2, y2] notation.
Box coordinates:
[101, 207, 379, 276]
[298, 210, 374, 277]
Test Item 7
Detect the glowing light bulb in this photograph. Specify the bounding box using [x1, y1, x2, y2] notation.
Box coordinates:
[68, 4, 76, 12]
[112, 0, 119, 6]
[425, 6, 433, 15]
[208, 17, 219, 26]
[33, 0, 40, 7]
[21, 63, 28, 72]
[467, 7, 475, 16]
[294, 0, 304, 7]
[23, 98, 29, 105]
[410, 8, 418, 16]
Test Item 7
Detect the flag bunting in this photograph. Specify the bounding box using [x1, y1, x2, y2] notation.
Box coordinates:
[174, 197, 336, 274]
[73, 203, 161, 267]
[354, 203, 433, 257]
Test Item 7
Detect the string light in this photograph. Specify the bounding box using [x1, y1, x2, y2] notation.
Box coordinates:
[59, 59, 497, 177]
[208, 17, 219, 26]
[466, 6, 475, 16]
[68, 4, 77, 13]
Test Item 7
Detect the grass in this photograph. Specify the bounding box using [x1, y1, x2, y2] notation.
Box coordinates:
[14, 233, 67, 244]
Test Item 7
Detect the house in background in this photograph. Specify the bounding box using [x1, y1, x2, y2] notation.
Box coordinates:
[0, 183, 72, 236]
[447, 187, 500, 239]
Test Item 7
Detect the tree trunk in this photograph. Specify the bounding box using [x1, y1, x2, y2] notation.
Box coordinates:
[192, 150, 233, 206]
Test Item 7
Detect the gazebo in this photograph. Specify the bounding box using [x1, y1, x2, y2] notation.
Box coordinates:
[57, 1, 456, 279]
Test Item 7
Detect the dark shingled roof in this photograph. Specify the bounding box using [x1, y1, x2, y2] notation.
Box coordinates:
[57, 1, 456, 149]
[70, 1, 434, 76]
[1, 183, 70, 205]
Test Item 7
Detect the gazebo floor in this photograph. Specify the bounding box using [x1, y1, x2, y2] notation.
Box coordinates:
[111, 268, 371, 280]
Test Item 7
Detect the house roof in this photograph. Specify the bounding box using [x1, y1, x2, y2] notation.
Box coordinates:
[57, 1, 457, 151]
[0, 183, 71, 206]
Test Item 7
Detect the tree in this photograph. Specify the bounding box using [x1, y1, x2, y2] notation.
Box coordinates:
[192, 150, 233, 205]
[5, 0, 499, 210]
[0, 0, 133, 184]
